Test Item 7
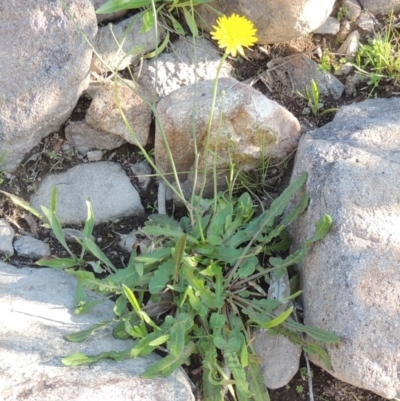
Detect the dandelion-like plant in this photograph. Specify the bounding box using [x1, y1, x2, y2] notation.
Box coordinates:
[211, 13, 258, 57]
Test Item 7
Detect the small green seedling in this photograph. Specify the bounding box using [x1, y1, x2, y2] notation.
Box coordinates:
[354, 13, 400, 94]
[297, 80, 338, 117]
[337, 6, 349, 22]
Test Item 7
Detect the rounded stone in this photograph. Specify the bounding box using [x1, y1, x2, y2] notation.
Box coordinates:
[195, 0, 336, 44]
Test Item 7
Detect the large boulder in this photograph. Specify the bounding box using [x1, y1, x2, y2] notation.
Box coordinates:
[0, 0, 97, 172]
[195, 0, 336, 44]
[0, 263, 195, 401]
[155, 77, 301, 197]
[358, 0, 400, 14]
[288, 97, 400, 399]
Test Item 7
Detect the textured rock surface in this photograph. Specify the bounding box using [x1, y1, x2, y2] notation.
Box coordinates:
[0, 0, 97, 172]
[13, 236, 51, 259]
[313, 17, 340, 35]
[253, 332, 302, 389]
[288, 97, 400, 399]
[358, 0, 400, 14]
[91, 15, 161, 73]
[195, 0, 335, 44]
[267, 54, 344, 100]
[0, 263, 195, 401]
[31, 162, 144, 224]
[85, 80, 152, 146]
[65, 120, 126, 155]
[136, 37, 232, 99]
[155, 78, 301, 196]
[0, 219, 14, 256]
[90, 0, 128, 23]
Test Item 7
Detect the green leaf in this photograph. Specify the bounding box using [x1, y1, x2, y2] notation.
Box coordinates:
[62, 350, 130, 366]
[135, 247, 171, 264]
[84, 237, 117, 273]
[284, 318, 340, 343]
[65, 321, 110, 342]
[142, 30, 170, 59]
[259, 306, 293, 329]
[149, 259, 174, 294]
[246, 358, 271, 401]
[269, 246, 307, 270]
[50, 187, 57, 213]
[306, 214, 333, 244]
[186, 286, 209, 317]
[223, 347, 252, 399]
[169, 13, 185, 35]
[41, 206, 73, 256]
[82, 200, 95, 241]
[112, 296, 126, 317]
[304, 343, 333, 369]
[140, 9, 155, 33]
[148, 333, 170, 347]
[168, 313, 194, 357]
[96, 0, 151, 14]
[141, 341, 197, 378]
[235, 256, 258, 280]
[210, 313, 226, 330]
[74, 299, 105, 315]
[182, 6, 199, 37]
[0, 190, 43, 220]
[36, 257, 78, 269]
[123, 285, 141, 313]
[183, 266, 216, 309]
[173, 234, 187, 281]
[74, 281, 87, 306]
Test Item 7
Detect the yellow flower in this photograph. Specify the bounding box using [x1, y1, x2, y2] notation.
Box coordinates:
[210, 13, 258, 57]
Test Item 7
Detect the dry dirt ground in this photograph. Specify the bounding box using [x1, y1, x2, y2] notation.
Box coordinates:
[1, 9, 399, 401]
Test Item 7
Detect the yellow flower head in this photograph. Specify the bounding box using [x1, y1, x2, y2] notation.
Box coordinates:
[210, 13, 258, 57]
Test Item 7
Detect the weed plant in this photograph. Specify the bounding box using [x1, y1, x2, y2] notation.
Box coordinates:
[2, 2, 340, 401]
[354, 13, 400, 92]
[297, 79, 338, 117]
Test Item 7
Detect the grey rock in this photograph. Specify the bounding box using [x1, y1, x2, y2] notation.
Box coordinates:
[267, 54, 344, 100]
[342, 0, 362, 21]
[337, 20, 352, 43]
[13, 236, 51, 259]
[0, 263, 195, 401]
[118, 231, 138, 252]
[91, 15, 162, 74]
[90, 0, 129, 24]
[287, 97, 400, 399]
[0, 219, 15, 256]
[31, 162, 144, 225]
[130, 161, 152, 190]
[313, 17, 340, 35]
[358, 0, 400, 14]
[195, 0, 335, 44]
[356, 13, 376, 32]
[155, 78, 301, 197]
[253, 332, 302, 389]
[50, 228, 93, 244]
[337, 31, 361, 62]
[0, 0, 97, 172]
[85, 80, 152, 147]
[253, 270, 301, 389]
[87, 150, 103, 162]
[65, 120, 126, 155]
[337, 62, 355, 76]
[136, 37, 232, 99]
